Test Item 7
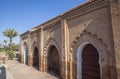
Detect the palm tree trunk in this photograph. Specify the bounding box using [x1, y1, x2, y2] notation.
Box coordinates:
[10, 38, 12, 51]
[4, 42, 6, 51]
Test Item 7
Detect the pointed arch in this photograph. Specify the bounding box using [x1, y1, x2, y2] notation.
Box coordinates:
[33, 46, 39, 70]
[77, 42, 101, 79]
[47, 45, 60, 77]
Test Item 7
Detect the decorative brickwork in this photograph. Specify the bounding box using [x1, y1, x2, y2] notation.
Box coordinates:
[20, 0, 120, 79]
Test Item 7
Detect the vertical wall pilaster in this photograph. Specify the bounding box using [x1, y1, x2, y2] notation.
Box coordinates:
[109, 0, 120, 79]
[61, 19, 69, 79]
[69, 53, 73, 79]
[39, 27, 44, 72]
[28, 33, 33, 67]
[20, 37, 24, 64]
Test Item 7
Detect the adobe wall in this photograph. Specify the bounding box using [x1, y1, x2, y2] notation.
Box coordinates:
[61, 0, 116, 79]
[42, 21, 62, 73]
[20, 0, 119, 79]
[109, 0, 120, 79]
[20, 32, 29, 64]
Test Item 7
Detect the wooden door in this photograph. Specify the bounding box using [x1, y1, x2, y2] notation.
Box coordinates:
[82, 44, 100, 79]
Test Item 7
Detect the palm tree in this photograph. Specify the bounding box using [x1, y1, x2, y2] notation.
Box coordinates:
[3, 28, 18, 51]
[3, 40, 7, 51]
[3, 40, 7, 47]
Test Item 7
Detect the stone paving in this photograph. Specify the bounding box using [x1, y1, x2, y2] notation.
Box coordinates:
[0, 60, 15, 79]
[5, 60, 59, 79]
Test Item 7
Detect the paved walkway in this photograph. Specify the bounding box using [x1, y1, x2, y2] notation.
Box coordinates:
[5, 60, 59, 79]
[0, 60, 15, 79]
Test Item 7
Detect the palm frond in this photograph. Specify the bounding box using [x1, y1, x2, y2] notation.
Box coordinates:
[3, 28, 18, 51]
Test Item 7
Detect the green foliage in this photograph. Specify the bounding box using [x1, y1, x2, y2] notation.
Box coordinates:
[11, 44, 20, 51]
[3, 40, 7, 46]
[4, 46, 9, 52]
[3, 28, 18, 38]
[1, 43, 19, 52]
[0, 48, 5, 52]
[3, 28, 18, 51]
[6, 51, 15, 60]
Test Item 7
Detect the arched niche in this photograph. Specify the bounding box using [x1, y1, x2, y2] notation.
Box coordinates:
[47, 45, 60, 77]
[33, 46, 39, 70]
[23, 42, 28, 65]
[77, 42, 101, 79]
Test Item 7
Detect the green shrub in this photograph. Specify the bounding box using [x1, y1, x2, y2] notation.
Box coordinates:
[6, 51, 15, 60]
[12, 44, 20, 51]
[0, 48, 4, 52]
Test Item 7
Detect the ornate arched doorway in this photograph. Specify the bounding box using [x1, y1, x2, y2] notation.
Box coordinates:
[24, 42, 28, 65]
[77, 43, 101, 79]
[33, 47, 39, 70]
[47, 46, 60, 77]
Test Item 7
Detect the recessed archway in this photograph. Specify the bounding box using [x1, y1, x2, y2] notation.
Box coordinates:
[47, 45, 60, 77]
[33, 47, 39, 70]
[23, 42, 28, 65]
[77, 43, 101, 79]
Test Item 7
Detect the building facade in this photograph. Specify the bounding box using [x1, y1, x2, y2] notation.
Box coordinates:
[20, 0, 120, 79]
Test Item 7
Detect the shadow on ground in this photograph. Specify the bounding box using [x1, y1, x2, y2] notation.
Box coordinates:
[0, 66, 6, 79]
[48, 71, 60, 79]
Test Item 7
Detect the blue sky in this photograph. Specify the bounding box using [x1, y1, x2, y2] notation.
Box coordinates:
[0, 0, 85, 45]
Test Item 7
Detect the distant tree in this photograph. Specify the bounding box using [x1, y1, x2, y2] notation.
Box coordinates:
[0, 43, 4, 52]
[0, 43, 4, 48]
[0, 44, 2, 48]
[3, 40, 7, 47]
[3, 28, 18, 51]
[3, 40, 7, 51]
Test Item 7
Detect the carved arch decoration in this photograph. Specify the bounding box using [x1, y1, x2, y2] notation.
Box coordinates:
[22, 38, 29, 49]
[43, 36, 61, 56]
[68, 30, 113, 79]
[42, 36, 61, 72]
[23, 41, 28, 53]
[31, 40, 40, 70]
[23, 40, 28, 52]
[22, 40, 29, 55]
[70, 30, 108, 54]
[32, 41, 37, 47]
[30, 32, 39, 48]
[31, 41, 39, 54]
